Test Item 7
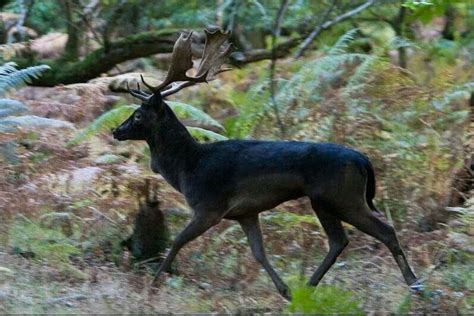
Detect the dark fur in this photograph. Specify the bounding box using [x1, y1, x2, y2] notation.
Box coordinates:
[113, 93, 418, 300]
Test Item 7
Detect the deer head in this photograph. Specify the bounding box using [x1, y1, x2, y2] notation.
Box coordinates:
[113, 29, 232, 141]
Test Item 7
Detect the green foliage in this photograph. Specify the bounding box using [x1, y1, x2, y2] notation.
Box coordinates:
[327, 28, 359, 56]
[69, 101, 227, 145]
[224, 29, 375, 139]
[402, 0, 434, 11]
[275, 30, 373, 132]
[403, 0, 459, 24]
[0, 62, 50, 97]
[71, 105, 133, 142]
[187, 126, 228, 141]
[225, 75, 271, 138]
[19, 0, 64, 34]
[68, 105, 137, 146]
[262, 211, 320, 230]
[8, 219, 81, 274]
[167, 101, 224, 130]
[285, 279, 364, 314]
[443, 262, 474, 292]
[396, 294, 413, 314]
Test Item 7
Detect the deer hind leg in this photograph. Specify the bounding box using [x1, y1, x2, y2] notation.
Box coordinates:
[340, 204, 418, 286]
[238, 214, 291, 301]
[308, 201, 349, 287]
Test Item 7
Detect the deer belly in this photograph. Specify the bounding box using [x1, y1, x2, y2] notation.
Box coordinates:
[226, 174, 304, 216]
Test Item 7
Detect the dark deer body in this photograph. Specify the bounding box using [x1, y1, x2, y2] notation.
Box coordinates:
[113, 29, 418, 300]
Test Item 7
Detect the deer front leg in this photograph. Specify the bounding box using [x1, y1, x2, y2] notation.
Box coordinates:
[238, 214, 291, 301]
[151, 212, 222, 286]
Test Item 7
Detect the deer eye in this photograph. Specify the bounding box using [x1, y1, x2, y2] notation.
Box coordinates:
[134, 112, 142, 121]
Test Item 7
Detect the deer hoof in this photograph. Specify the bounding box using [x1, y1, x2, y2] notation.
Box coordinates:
[409, 280, 425, 294]
[280, 285, 292, 301]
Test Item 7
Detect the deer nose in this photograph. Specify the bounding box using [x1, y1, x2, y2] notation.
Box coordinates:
[112, 128, 120, 139]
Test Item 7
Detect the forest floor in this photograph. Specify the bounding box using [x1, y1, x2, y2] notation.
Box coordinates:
[0, 78, 472, 314]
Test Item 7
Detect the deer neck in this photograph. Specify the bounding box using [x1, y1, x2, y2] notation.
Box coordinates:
[147, 103, 199, 192]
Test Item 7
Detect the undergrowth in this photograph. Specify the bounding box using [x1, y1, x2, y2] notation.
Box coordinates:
[285, 277, 364, 314]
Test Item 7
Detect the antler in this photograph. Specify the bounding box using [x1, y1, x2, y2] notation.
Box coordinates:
[140, 28, 232, 98]
[127, 81, 151, 102]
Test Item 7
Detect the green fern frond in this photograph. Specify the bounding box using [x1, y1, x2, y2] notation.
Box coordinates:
[69, 102, 227, 145]
[167, 101, 224, 130]
[68, 105, 138, 146]
[0, 62, 17, 74]
[187, 127, 228, 141]
[277, 53, 369, 116]
[328, 28, 359, 56]
[225, 78, 271, 138]
[0, 62, 51, 97]
[347, 55, 379, 88]
[226, 33, 366, 139]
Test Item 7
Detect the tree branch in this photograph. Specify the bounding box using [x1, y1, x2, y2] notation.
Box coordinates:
[295, 0, 374, 58]
[294, 0, 338, 59]
[18, 30, 179, 86]
[229, 38, 299, 65]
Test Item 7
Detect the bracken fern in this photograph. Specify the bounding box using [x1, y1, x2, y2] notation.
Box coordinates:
[69, 101, 226, 146]
[0, 62, 50, 97]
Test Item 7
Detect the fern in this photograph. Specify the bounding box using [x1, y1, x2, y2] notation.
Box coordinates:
[328, 28, 359, 56]
[69, 105, 137, 146]
[276, 53, 369, 119]
[346, 55, 379, 89]
[70, 102, 226, 145]
[0, 62, 50, 97]
[167, 101, 224, 130]
[225, 30, 372, 139]
[277, 30, 370, 113]
[187, 127, 227, 141]
[225, 77, 272, 138]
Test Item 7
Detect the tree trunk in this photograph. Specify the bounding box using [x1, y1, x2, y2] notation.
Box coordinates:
[442, 5, 456, 41]
[60, 0, 82, 62]
[394, 5, 407, 69]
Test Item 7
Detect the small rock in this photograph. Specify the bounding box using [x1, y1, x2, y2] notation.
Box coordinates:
[70, 166, 103, 190]
[116, 163, 141, 176]
[94, 154, 125, 165]
[198, 282, 211, 290]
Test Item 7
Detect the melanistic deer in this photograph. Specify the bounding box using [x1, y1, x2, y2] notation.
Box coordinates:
[113, 29, 420, 300]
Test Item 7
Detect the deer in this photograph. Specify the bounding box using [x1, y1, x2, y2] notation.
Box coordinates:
[112, 28, 421, 300]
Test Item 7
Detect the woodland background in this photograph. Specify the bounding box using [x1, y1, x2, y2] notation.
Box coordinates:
[0, 0, 472, 314]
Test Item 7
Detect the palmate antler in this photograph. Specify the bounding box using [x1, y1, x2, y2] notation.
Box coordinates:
[134, 29, 232, 99]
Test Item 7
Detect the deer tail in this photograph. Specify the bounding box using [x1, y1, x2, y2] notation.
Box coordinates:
[365, 160, 380, 213]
